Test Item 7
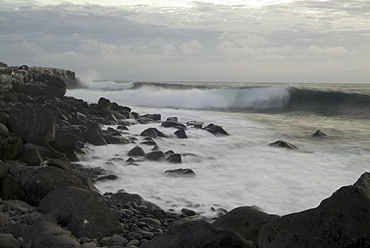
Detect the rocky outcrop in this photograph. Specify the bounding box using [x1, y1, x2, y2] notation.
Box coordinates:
[38, 187, 122, 239]
[141, 220, 255, 248]
[258, 172, 370, 248]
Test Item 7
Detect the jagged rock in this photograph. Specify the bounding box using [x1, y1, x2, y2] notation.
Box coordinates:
[83, 123, 107, 146]
[203, 123, 229, 135]
[38, 187, 122, 239]
[27, 221, 81, 248]
[312, 129, 327, 137]
[54, 129, 79, 147]
[268, 140, 298, 150]
[0, 234, 21, 248]
[0, 132, 23, 160]
[141, 220, 254, 248]
[164, 168, 195, 177]
[213, 206, 279, 245]
[97, 97, 112, 109]
[19, 166, 84, 206]
[8, 104, 56, 146]
[174, 129, 187, 139]
[19, 72, 67, 97]
[19, 143, 43, 166]
[128, 146, 146, 157]
[145, 151, 165, 161]
[186, 121, 204, 129]
[259, 172, 370, 248]
[167, 153, 182, 163]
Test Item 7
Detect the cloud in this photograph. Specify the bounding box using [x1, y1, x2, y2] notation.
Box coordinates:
[303, 45, 348, 58]
[180, 40, 202, 54]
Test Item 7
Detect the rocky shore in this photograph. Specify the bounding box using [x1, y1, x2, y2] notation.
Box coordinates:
[1, 63, 369, 248]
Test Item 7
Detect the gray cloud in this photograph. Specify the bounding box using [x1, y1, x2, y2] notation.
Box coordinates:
[0, 0, 369, 82]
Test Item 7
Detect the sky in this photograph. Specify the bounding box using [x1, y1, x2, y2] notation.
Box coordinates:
[0, 0, 369, 83]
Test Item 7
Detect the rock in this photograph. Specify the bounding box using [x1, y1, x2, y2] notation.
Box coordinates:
[97, 97, 112, 109]
[203, 123, 229, 135]
[141, 114, 161, 121]
[8, 104, 56, 146]
[181, 208, 197, 217]
[54, 129, 79, 147]
[128, 146, 146, 157]
[38, 187, 122, 239]
[0, 133, 23, 160]
[312, 129, 327, 137]
[145, 151, 165, 161]
[0, 234, 21, 248]
[259, 172, 370, 248]
[27, 221, 81, 248]
[174, 129, 187, 139]
[19, 166, 84, 206]
[0, 112, 8, 125]
[161, 120, 186, 129]
[109, 192, 143, 204]
[1, 199, 36, 214]
[44, 158, 73, 172]
[83, 123, 107, 146]
[19, 143, 43, 166]
[213, 206, 279, 245]
[19, 75, 67, 97]
[141, 220, 254, 248]
[167, 153, 182, 163]
[140, 128, 158, 139]
[268, 140, 298, 150]
[186, 121, 204, 129]
[164, 168, 195, 177]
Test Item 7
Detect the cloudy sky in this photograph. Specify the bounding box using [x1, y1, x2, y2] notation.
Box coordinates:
[0, 0, 369, 83]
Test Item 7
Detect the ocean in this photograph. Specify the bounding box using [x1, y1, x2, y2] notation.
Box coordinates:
[66, 81, 370, 217]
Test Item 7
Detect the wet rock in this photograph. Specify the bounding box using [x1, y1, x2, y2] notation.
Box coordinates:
[97, 97, 112, 110]
[174, 129, 187, 139]
[83, 123, 107, 146]
[203, 123, 229, 135]
[167, 153, 182, 164]
[140, 128, 158, 139]
[164, 168, 195, 177]
[312, 129, 327, 137]
[128, 146, 146, 157]
[141, 220, 254, 248]
[213, 206, 279, 245]
[186, 121, 204, 129]
[181, 208, 197, 217]
[0, 234, 21, 248]
[268, 140, 298, 150]
[19, 143, 43, 166]
[38, 187, 122, 239]
[8, 104, 56, 146]
[27, 221, 81, 248]
[259, 172, 370, 248]
[0, 132, 23, 160]
[145, 151, 165, 161]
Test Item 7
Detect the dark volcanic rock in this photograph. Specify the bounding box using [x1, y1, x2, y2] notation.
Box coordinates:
[8, 104, 56, 146]
[213, 206, 279, 245]
[128, 146, 146, 157]
[259, 172, 370, 248]
[167, 153, 182, 163]
[141, 220, 254, 248]
[145, 151, 165, 161]
[19, 166, 84, 206]
[38, 187, 122, 239]
[203, 123, 229, 135]
[268, 140, 298, 150]
[27, 221, 81, 248]
[312, 129, 327, 137]
[164, 168, 195, 177]
[174, 129, 187, 139]
[0, 132, 23, 160]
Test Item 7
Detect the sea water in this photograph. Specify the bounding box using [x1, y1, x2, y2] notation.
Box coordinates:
[66, 82, 370, 217]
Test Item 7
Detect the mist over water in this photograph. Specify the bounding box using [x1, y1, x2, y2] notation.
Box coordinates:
[67, 81, 370, 216]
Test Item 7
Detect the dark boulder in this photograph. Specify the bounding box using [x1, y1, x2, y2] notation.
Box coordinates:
[19, 166, 84, 206]
[167, 153, 182, 163]
[203, 123, 229, 135]
[145, 151, 165, 161]
[174, 129, 187, 139]
[268, 140, 298, 150]
[83, 122, 107, 146]
[19, 143, 43, 166]
[259, 172, 370, 248]
[0, 234, 20, 248]
[38, 187, 122, 239]
[26, 221, 81, 248]
[312, 129, 327, 137]
[128, 146, 146, 157]
[141, 220, 254, 248]
[213, 206, 279, 245]
[161, 120, 187, 129]
[141, 114, 161, 121]
[54, 129, 79, 147]
[0, 132, 23, 160]
[187, 121, 204, 129]
[97, 97, 112, 109]
[164, 168, 195, 177]
[20, 75, 67, 97]
[8, 104, 56, 146]
[140, 128, 158, 139]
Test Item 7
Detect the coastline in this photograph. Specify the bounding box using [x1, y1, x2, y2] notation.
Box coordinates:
[1, 63, 369, 247]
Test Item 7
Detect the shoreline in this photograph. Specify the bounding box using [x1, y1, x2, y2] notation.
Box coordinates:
[1, 63, 369, 247]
